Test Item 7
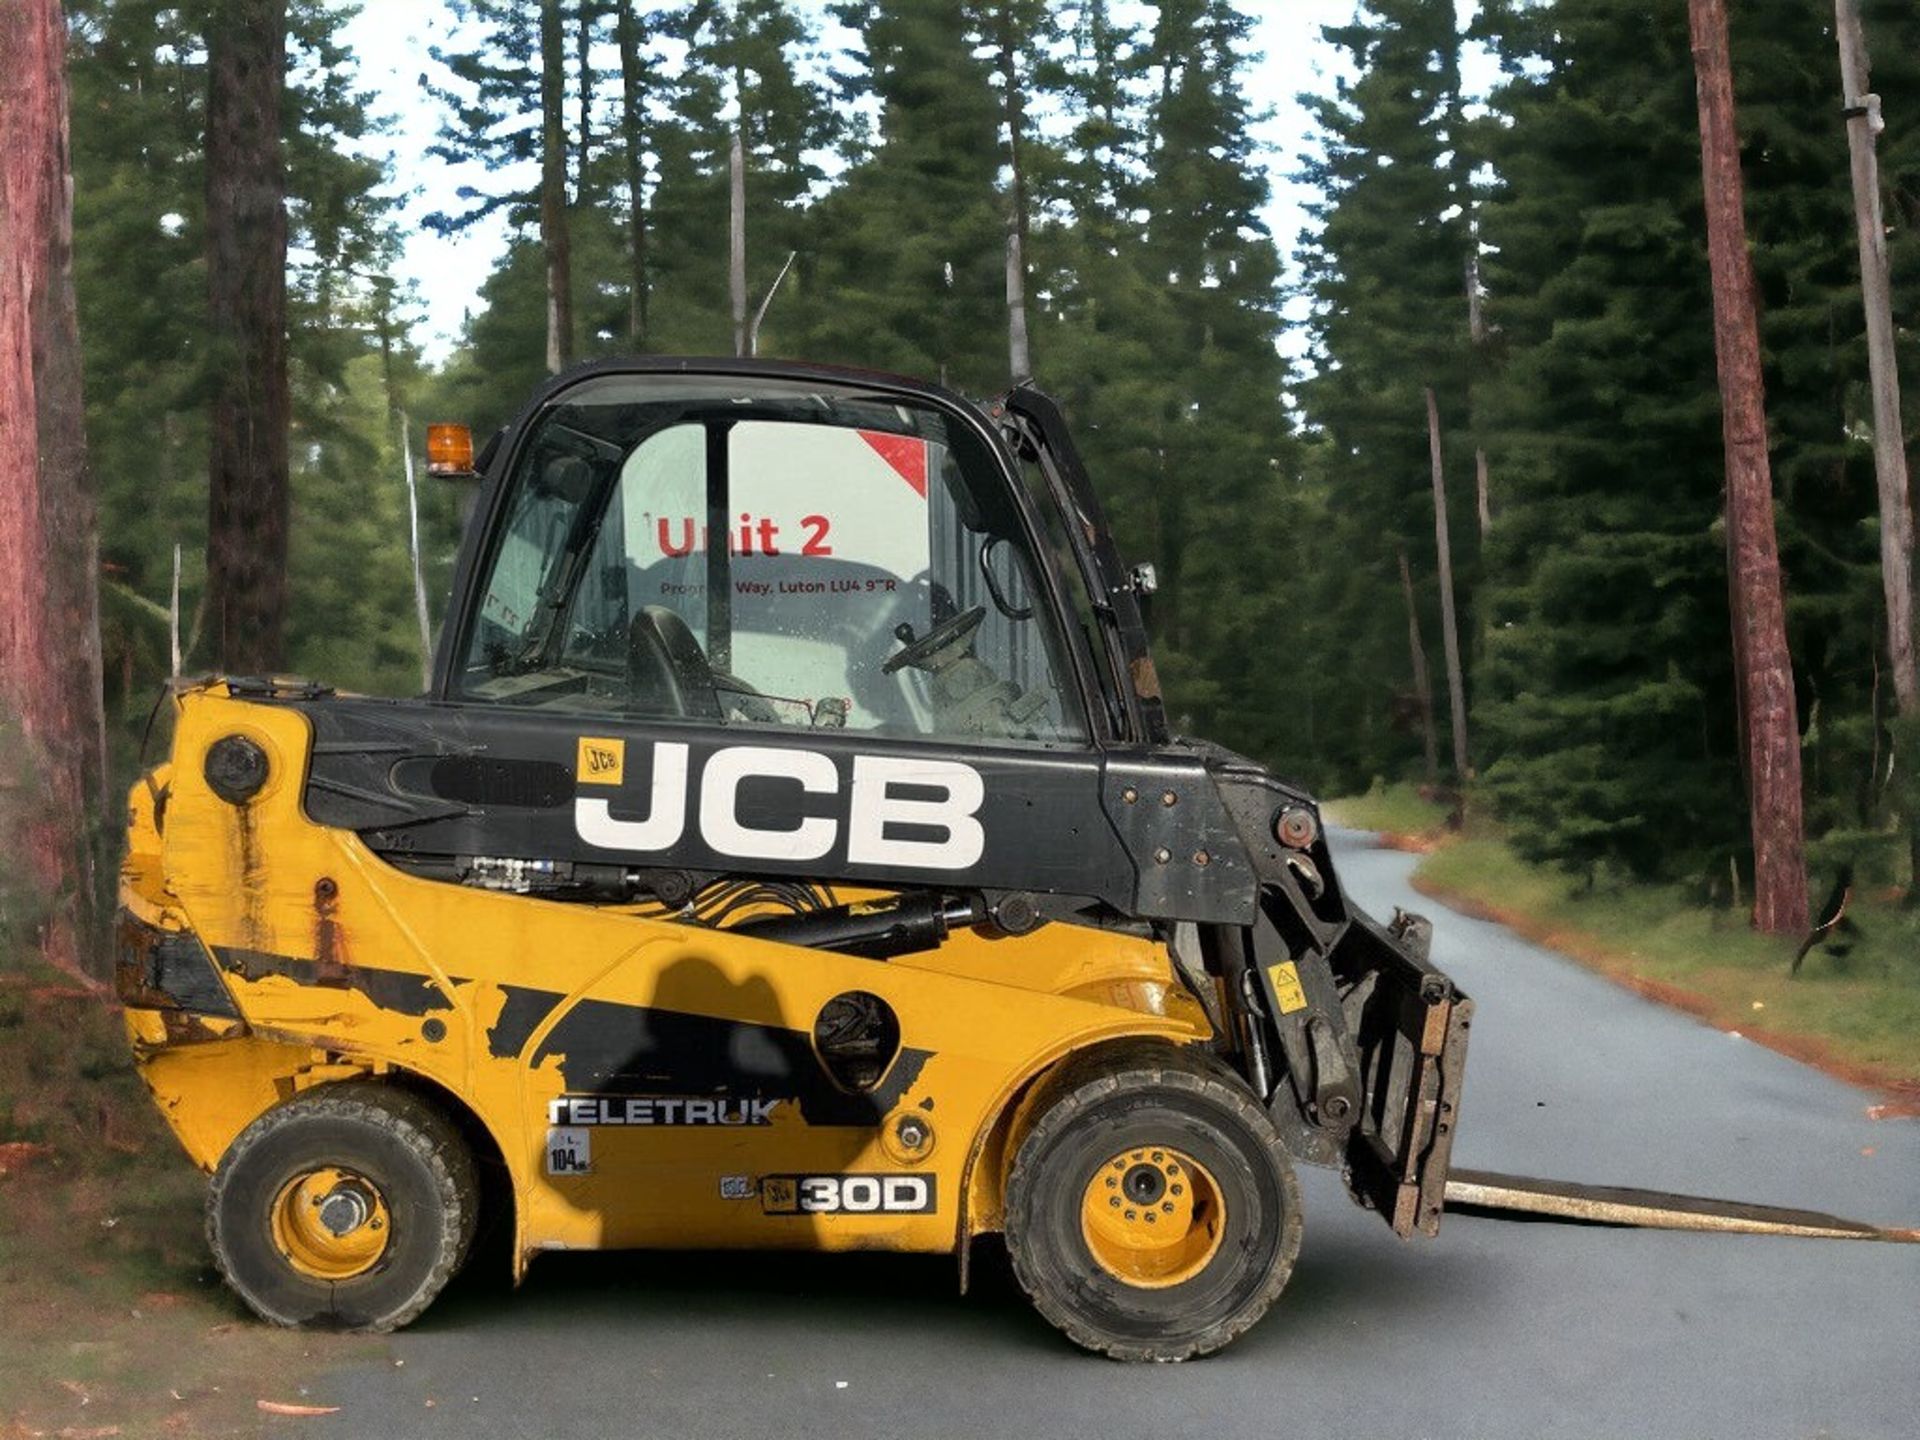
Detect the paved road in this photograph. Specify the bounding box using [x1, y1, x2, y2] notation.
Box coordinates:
[327, 831, 1919, 1439]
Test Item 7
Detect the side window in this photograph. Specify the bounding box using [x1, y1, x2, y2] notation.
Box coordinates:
[465, 444, 595, 680]
[459, 400, 1089, 747]
[560, 424, 707, 668]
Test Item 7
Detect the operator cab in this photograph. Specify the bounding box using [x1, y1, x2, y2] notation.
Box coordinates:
[451, 372, 1094, 750]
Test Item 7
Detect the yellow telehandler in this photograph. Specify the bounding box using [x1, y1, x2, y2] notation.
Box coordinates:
[116, 360, 1911, 1360]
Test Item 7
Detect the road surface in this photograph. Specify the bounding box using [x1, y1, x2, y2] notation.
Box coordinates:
[325, 831, 1919, 1439]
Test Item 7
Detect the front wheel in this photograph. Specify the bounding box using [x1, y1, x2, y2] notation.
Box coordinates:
[1004, 1048, 1302, 1361]
[207, 1083, 478, 1332]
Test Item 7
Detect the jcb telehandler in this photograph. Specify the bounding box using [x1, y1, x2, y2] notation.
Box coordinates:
[116, 359, 1913, 1361]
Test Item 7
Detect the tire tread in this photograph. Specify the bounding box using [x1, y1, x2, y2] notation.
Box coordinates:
[206, 1081, 479, 1333]
[1003, 1043, 1302, 1362]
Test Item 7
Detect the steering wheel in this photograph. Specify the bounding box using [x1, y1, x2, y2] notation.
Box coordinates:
[628, 606, 722, 719]
[883, 606, 987, 675]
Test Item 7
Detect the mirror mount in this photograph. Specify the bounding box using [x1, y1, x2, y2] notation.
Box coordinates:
[979, 535, 1035, 621]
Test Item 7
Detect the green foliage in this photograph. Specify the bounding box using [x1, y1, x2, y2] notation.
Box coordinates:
[70, 0, 426, 718]
[781, 0, 1006, 387]
[1467, 0, 1737, 884]
[1436, 0, 1920, 890]
[1031, 1, 1302, 761]
[1323, 780, 1451, 837]
[423, 0, 546, 233]
[63, 0, 1920, 914]
[1295, 0, 1479, 791]
[1413, 831, 1920, 1083]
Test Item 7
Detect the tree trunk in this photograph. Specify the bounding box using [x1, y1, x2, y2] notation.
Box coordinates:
[1689, 0, 1809, 934]
[204, 0, 290, 675]
[1834, 0, 1920, 894]
[617, 0, 649, 348]
[0, 0, 110, 982]
[541, 0, 574, 373]
[1425, 388, 1471, 781]
[575, 0, 593, 201]
[748, 250, 797, 358]
[1474, 447, 1492, 540]
[997, 4, 1033, 384]
[1398, 546, 1439, 788]
[1467, 252, 1492, 540]
[399, 414, 433, 694]
[1834, 2, 1917, 716]
[1005, 229, 1031, 386]
[730, 131, 747, 358]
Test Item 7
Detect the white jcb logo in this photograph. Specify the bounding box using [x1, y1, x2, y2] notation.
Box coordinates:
[573, 739, 986, 872]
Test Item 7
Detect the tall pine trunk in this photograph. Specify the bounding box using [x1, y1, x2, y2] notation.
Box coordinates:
[1398, 546, 1440, 788]
[575, 0, 593, 198]
[995, 4, 1033, 384]
[1467, 253, 1493, 539]
[1425, 388, 1470, 781]
[541, 0, 574, 374]
[0, 0, 110, 981]
[1833, 1, 1916, 710]
[1689, 0, 1809, 934]
[1833, 0, 1920, 891]
[204, 0, 290, 674]
[617, 0, 649, 348]
[729, 133, 747, 357]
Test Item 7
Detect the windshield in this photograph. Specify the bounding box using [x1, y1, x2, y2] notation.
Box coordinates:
[454, 374, 1089, 747]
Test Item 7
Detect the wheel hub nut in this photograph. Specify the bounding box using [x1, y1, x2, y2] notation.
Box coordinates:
[1122, 1163, 1166, 1206]
[317, 1185, 371, 1238]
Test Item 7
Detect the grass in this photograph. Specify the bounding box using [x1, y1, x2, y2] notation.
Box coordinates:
[0, 966, 374, 1438]
[1406, 834, 1920, 1095]
[1319, 779, 1453, 839]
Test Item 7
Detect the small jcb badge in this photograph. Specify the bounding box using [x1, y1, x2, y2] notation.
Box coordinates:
[576, 737, 625, 786]
[1267, 960, 1309, 1016]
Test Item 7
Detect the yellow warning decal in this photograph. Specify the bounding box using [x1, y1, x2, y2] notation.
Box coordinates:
[1267, 960, 1308, 1015]
[576, 737, 626, 786]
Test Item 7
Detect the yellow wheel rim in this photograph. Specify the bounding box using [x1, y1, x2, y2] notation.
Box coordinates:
[270, 1167, 391, 1281]
[1079, 1146, 1226, 1289]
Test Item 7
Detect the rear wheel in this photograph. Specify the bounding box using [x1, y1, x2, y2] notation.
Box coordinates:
[1004, 1047, 1301, 1361]
[207, 1083, 477, 1331]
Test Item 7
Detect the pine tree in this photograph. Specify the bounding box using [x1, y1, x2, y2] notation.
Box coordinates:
[1464, 0, 1920, 892]
[1470, 0, 1743, 884]
[973, 0, 1056, 384]
[203, 0, 292, 673]
[1735, 0, 1920, 887]
[426, 1, 547, 232]
[67, 0, 209, 679]
[1132, 0, 1295, 752]
[615, 0, 661, 346]
[1296, 0, 1477, 790]
[69, 0, 411, 696]
[0, 0, 111, 979]
[648, 0, 836, 355]
[793, 1, 1004, 389]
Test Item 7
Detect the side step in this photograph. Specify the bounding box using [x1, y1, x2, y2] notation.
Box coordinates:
[1444, 1169, 1920, 1244]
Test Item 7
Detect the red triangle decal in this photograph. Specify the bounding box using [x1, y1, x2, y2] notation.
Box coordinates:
[858, 430, 928, 499]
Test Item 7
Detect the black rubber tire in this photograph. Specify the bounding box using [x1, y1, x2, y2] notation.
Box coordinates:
[206, 1082, 478, 1332]
[1004, 1046, 1302, 1362]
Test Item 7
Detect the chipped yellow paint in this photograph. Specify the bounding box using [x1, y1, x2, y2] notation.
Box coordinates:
[122, 683, 1212, 1277]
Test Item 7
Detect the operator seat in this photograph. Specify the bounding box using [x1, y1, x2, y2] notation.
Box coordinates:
[627, 605, 723, 720]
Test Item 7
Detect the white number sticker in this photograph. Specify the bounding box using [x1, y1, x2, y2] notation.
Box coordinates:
[765, 1173, 935, 1214]
[546, 1126, 591, 1176]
